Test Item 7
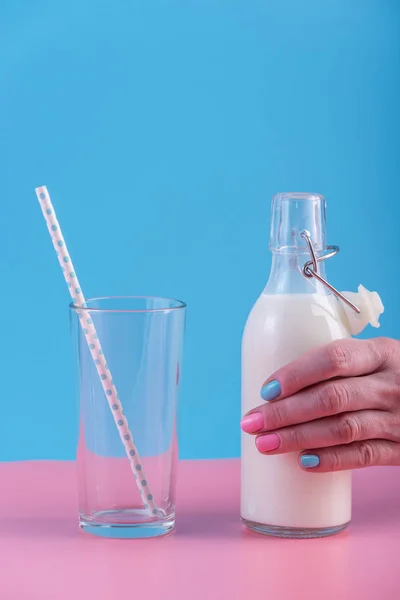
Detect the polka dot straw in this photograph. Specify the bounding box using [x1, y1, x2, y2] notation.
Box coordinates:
[35, 186, 158, 517]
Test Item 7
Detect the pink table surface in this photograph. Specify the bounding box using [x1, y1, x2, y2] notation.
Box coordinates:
[0, 460, 399, 600]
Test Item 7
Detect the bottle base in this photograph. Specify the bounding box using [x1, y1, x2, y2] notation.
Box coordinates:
[242, 517, 349, 539]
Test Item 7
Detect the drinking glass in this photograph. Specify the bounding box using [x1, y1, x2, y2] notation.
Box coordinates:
[70, 296, 186, 538]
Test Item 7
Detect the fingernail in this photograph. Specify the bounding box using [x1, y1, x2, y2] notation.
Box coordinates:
[261, 380, 281, 402]
[256, 433, 281, 453]
[241, 412, 264, 433]
[301, 454, 320, 468]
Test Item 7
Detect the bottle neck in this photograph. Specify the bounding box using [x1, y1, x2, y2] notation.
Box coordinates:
[264, 251, 328, 295]
[270, 192, 327, 253]
[265, 192, 329, 296]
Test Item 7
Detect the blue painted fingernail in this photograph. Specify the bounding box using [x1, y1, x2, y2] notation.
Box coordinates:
[261, 380, 281, 402]
[301, 454, 320, 468]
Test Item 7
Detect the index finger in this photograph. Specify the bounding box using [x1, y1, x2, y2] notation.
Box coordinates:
[262, 338, 387, 401]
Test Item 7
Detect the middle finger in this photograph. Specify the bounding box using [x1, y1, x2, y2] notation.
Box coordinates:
[241, 376, 384, 434]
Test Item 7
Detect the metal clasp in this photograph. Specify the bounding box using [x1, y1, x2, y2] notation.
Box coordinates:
[300, 230, 360, 314]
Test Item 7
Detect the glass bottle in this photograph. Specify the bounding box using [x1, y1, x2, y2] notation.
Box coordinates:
[241, 192, 351, 538]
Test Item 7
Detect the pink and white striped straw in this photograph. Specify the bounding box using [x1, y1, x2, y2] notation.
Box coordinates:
[35, 185, 158, 517]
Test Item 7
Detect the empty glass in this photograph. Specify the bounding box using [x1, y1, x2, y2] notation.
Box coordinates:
[70, 296, 186, 538]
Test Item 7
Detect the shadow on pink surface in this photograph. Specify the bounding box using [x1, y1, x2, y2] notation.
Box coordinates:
[177, 510, 239, 539]
[0, 517, 77, 539]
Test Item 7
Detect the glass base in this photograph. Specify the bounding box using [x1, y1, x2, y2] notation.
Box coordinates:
[242, 517, 349, 539]
[80, 508, 174, 539]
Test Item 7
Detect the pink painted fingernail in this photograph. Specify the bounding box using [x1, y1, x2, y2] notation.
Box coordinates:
[240, 413, 264, 433]
[256, 433, 281, 453]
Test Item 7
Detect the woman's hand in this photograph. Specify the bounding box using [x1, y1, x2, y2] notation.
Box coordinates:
[240, 337, 400, 471]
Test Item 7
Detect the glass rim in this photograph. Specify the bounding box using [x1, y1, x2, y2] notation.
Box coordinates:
[273, 192, 325, 202]
[69, 295, 187, 314]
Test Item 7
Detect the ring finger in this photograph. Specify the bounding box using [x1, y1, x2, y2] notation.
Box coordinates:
[241, 376, 386, 435]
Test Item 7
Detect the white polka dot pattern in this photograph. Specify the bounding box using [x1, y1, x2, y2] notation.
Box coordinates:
[35, 185, 158, 517]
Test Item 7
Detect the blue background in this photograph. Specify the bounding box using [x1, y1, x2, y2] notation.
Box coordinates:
[0, 0, 399, 461]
